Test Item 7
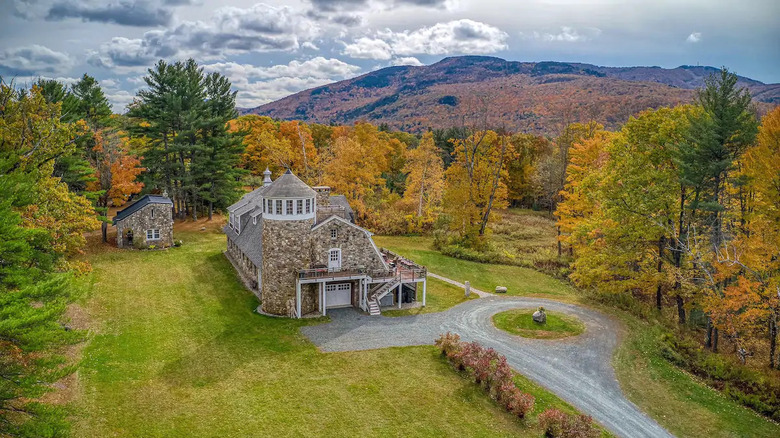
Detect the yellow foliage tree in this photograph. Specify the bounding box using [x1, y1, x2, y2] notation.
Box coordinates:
[401, 132, 444, 231]
[443, 130, 509, 245]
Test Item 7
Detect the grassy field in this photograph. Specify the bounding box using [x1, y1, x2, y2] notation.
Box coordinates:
[377, 233, 780, 438]
[375, 235, 577, 300]
[382, 276, 477, 317]
[493, 309, 585, 339]
[68, 224, 589, 437]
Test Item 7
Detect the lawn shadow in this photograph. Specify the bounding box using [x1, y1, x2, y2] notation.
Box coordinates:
[157, 252, 317, 388]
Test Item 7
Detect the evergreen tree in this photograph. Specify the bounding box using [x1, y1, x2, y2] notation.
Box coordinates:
[130, 59, 244, 219]
[0, 81, 86, 438]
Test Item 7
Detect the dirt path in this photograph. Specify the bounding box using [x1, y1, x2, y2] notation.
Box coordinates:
[301, 294, 674, 438]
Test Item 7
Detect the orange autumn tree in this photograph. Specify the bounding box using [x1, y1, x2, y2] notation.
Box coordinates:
[323, 123, 393, 223]
[231, 115, 319, 185]
[88, 127, 144, 242]
[709, 106, 780, 366]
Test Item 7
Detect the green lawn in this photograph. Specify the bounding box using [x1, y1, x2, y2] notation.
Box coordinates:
[382, 276, 477, 317]
[375, 234, 780, 438]
[70, 227, 587, 437]
[374, 235, 577, 300]
[493, 309, 585, 339]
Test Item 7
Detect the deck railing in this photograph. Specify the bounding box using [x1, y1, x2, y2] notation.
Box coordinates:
[297, 264, 426, 282]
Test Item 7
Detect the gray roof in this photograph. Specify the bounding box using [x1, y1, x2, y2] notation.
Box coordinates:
[113, 195, 172, 224]
[329, 195, 355, 221]
[262, 170, 316, 198]
[224, 219, 263, 266]
[228, 185, 268, 213]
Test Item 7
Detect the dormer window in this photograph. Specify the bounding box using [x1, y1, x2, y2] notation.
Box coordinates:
[305, 199, 311, 213]
[296, 199, 303, 214]
[276, 200, 282, 214]
[331, 229, 337, 239]
[286, 200, 293, 215]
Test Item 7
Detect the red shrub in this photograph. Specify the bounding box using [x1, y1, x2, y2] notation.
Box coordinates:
[538, 409, 567, 437]
[435, 333, 536, 421]
[538, 408, 599, 438]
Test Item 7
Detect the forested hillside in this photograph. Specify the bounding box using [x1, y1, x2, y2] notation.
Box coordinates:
[246, 56, 780, 135]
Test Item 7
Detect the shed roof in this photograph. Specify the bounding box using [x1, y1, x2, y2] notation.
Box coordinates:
[113, 195, 172, 224]
[262, 169, 316, 198]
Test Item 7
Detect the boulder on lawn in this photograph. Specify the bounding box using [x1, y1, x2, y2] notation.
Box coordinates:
[532, 308, 547, 324]
[495, 286, 507, 294]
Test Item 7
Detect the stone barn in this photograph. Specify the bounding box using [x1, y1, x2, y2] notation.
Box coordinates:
[224, 169, 427, 318]
[113, 195, 174, 249]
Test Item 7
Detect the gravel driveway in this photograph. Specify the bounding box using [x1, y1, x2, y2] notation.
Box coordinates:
[301, 295, 674, 438]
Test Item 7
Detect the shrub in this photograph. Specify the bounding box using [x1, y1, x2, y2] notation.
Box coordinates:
[434, 332, 461, 357]
[538, 408, 567, 437]
[434, 333, 535, 420]
[538, 408, 599, 438]
[148, 244, 156, 250]
[173, 240, 183, 247]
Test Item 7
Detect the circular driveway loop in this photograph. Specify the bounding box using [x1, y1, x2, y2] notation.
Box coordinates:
[301, 296, 675, 438]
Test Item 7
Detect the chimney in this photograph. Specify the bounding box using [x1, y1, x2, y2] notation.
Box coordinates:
[263, 167, 272, 187]
[313, 186, 330, 206]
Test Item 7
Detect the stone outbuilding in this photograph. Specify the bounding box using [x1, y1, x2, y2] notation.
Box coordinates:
[113, 195, 174, 249]
[224, 168, 427, 318]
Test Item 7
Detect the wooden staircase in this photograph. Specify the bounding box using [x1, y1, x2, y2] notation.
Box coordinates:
[367, 298, 381, 316]
[366, 278, 401, 316]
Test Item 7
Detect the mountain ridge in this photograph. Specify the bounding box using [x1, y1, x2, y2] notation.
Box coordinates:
[244, 56, 779, 134]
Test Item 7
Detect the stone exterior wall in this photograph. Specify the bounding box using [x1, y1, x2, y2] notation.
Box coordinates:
[116, 203, 173, 249]
[310, 219, 387, 273]
[261, 218, 315, 316]
[226, 237, 259, 290]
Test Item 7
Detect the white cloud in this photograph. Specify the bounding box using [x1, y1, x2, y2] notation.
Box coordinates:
[104, 89, 135, 112]
[201, 57, 362, 108]
[88, 3, 322, 71]
[0, 45, 73, 75]
[686, 32, 702, 43]
[343, 37, 394, 60]
[390, 56, 423, 66]
[528, 26, 602, 43]
[342, 19, 508, 60]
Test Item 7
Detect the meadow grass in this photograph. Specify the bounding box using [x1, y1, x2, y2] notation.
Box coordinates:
[374, 235, 577, 300]
[70, 226, 582, 437]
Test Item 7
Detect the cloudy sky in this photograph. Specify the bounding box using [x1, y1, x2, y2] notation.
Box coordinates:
[1, 0, 778, 110]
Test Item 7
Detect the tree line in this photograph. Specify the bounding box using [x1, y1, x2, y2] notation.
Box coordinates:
[556, 70, 779, 370]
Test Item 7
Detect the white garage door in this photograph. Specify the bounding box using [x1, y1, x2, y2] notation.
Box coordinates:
[326, 283, 352, 308]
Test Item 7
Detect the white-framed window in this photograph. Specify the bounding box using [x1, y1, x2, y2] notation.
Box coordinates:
[276, 200, 282, 214]
[296, 199, 303, 214]
[146, 229, 160, 240]
[286, 200, 293, 215]
[331, 228, 337, 239]
[305, 199, 311, 213]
